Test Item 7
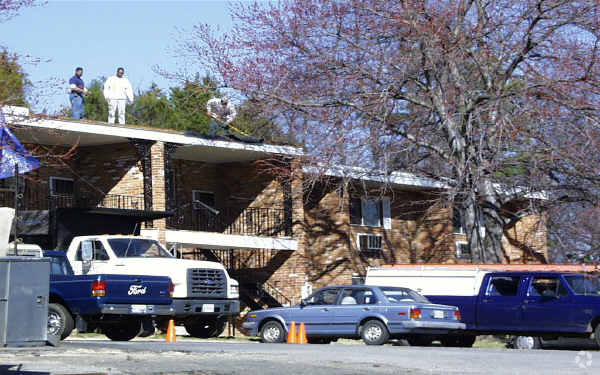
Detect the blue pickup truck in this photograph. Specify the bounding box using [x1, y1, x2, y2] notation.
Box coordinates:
[46, 251, 175, 341]
[367, 268, 600, 349]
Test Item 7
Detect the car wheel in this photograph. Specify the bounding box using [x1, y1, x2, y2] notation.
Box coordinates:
[406, 335, 434, 347]
[260, 320, 286, 343]
[47, 303, 74, 341]
[512, 336, 542, 350]
[103, 319, 141, 341]
[361, 320, 389, 345]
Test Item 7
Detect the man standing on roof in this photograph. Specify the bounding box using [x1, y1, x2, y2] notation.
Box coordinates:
[206, 96, 237, 136]
[103, 67, 134, 124]
[69, 67, 88, 119]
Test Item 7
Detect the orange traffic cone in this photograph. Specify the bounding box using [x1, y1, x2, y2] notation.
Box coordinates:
[298, 322, 307, 344]
[286, 321, 297, 344]
[166, 319, 176, 343]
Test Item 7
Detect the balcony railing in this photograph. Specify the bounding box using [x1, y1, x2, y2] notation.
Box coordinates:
[0, 185, 144, 211]
[167, 205, 292, 238]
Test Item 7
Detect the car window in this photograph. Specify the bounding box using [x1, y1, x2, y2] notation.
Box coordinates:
[528, 277, 569, 298]
[564, 275, 600, 296]
[340, 288, 377, 305]
[49, 256, 71, 276]
[304, 288, 341, 306]
[486, 276, 521, 297]
[74, 240, 109, 261]
[380, 287, 430, 304]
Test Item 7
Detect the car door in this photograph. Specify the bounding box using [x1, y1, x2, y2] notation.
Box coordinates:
[477, 274, 525, 330]
[521, 275, 573, 331]
[291, 288, 340, 335]
[333, 288, 381, 335]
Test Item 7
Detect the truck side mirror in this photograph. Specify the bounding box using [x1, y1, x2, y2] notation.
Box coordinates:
[81, 241, 93, 262]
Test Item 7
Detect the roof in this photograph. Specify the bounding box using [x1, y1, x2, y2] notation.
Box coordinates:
[2, 106, 302, 159]
[378, 264, 600, 273]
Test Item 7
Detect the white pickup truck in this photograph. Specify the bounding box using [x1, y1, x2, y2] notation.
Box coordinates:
[65, 235, 239, 338]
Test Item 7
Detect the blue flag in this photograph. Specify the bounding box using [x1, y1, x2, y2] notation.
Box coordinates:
[0, 108, 40, 179]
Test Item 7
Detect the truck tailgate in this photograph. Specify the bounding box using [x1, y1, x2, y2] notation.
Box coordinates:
[101, 274, 171, 305]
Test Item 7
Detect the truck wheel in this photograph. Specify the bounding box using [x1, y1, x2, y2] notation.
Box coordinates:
[406, 335, 434, 347]
[361, 320, 390, 345]
[47, 303, 74, 341]
[185, 317, 226, 338]
[594, 324, 600, 349]
[103, 320, 141, 341]
[260, 320, 286, 343]
[512, 336, 541, 350]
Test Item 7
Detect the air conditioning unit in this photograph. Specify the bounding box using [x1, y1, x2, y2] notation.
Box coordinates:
[358, 234, 382, 251]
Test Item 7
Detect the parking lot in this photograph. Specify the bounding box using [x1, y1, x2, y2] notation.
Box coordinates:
[0, 337, 598, 375]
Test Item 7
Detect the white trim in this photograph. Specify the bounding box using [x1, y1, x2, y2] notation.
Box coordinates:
[49, 176, 74, 195]
[164, 229, 298, 251]
[455, 240, 471, 259]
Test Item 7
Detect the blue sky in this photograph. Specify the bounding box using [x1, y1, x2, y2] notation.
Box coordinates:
[0, 0, 242, 113]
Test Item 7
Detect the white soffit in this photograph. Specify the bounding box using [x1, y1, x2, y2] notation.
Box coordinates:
[4, 111, 301, 157]
[164, 230, 298, 251]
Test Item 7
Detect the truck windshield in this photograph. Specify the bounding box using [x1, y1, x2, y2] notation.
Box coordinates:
[380, 287, 430, 304]
[564, 275, 600, 296]
[108, 239, 173, 258]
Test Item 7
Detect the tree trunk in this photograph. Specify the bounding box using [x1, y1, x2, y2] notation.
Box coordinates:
[479, 178, 504, 263]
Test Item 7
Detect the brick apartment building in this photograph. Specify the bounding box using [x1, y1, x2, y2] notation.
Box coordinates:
[1, 106, 547, 311]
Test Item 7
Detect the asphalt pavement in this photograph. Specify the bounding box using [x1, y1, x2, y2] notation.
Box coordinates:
[0, 339, 598, 375]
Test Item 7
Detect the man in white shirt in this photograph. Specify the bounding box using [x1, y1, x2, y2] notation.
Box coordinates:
[206, 96, 237, 136]
[103, 67, 134, 124]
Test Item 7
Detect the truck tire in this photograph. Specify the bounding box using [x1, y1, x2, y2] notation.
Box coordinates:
[595, 324, 600, 349]
[406, 335, 434, 347]
[361, 320, 390, 345]
[47, 303, 74, 341]
[441, 335, 477, 348]
[185, 317, 226, 338]
[512, 336, 542, 350]
[103, 319, 141, 341]
[260, 320, 286, 343]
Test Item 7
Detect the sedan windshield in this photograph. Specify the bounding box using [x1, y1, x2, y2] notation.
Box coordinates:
[564, 275, 600, 296]
[108, 238, 173, 258]
[380, 287, 430, 304]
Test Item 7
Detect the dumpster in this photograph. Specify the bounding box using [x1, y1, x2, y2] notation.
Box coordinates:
[0, 256, 49, 347]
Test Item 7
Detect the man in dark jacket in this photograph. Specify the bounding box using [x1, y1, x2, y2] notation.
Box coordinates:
[69, 67, 88, 119]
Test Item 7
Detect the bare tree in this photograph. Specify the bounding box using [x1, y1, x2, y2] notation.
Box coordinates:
[174, 0, 600, 263]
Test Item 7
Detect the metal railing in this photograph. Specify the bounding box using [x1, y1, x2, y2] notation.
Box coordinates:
[0, 184, 144, 211]
[167, 205, 292, 237]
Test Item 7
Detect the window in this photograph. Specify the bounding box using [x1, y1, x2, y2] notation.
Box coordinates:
[380, 287, 430, 304]
[340, 288, 377, 305]
[357, 234, 383, 251]
[528, 277, 569, 298]
[304, 288, 341, 306]
[49, 177, 74, 196]
[485, 276, 521, 297]
[564, 275, 600, 296]
[192, 190, 215, 210]
[350, 196, 391, 228]
[108, 238, 172, 258]
[74, 240, 110, 261]
[456, 241, 471, 259]
[452, 208, 466, 234]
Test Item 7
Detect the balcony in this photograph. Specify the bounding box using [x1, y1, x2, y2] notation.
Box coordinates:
[167, 205, 292, 238]
[0, 184, 144, 211]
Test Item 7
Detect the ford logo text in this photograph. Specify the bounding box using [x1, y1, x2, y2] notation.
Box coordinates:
[128, 285, 147, 295]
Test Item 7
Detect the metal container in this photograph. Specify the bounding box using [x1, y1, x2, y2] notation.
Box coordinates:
[0, 256, 50, 347]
